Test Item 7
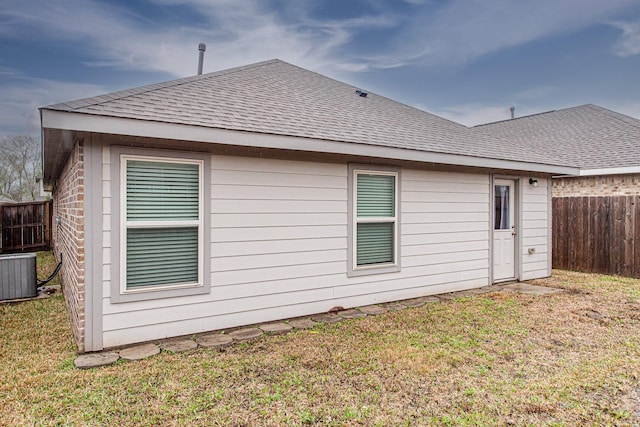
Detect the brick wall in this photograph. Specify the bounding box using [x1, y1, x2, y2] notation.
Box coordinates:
[52, 139, 85, 353]
[553, 174, 640, 197]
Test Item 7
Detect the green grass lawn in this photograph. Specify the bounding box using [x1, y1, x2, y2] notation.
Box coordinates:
[1, 252, 640, 426]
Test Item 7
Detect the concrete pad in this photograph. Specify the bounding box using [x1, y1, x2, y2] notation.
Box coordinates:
[259, 322, 292, 335]
[288, 318, 318, 329]
[196, 334, 233, 348]
[311, 313, 343, 324]
[338, 309, 366, 319]
[382, 302, 407, 311]
[74, 352, 119, 369]
[161, 338, 198, 353]
[358, 305, 388, 315]
[228, 327, 263, 342]
[502, 283, 563, 295]
[119, 343, 160, 361]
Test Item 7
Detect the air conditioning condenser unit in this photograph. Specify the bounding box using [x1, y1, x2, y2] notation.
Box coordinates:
[0, 253, 37, 301]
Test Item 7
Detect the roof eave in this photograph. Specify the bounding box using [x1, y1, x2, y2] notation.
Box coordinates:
[551, 166, 640, 178]
[41, 109, 579, 178]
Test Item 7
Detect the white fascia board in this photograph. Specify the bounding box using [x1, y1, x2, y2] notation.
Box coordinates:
[42, 110, 579, 175]
[579, 166, 640, 176]
[553, 166, 640, 178]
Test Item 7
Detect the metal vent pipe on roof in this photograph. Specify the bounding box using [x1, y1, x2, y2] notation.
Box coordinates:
[510, 106, 515, 119]
[197, 43, 206, 75]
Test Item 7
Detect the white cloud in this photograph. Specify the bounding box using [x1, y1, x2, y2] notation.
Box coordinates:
[0, 66, 20, 76]
[0, 0, 398, 136]
[0, 75, 109, 136]
[0, 0, 394, 78]
[0, 0, 399, 136]
[428, 104, 514, 126]
[385, 0, 637, 67]
[513, 85, 559, 102]
[427, 103, 555, 127]
[611, 20, 640, 57]
[1, 0, 636, 77]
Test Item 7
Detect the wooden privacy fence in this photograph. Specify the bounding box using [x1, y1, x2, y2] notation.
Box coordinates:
[553, 196, 639, 278]
[0, 201, 52, 254]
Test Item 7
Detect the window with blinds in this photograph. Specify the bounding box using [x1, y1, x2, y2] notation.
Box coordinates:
[354, 172, 397, 267]
[122, 157, 203, 291]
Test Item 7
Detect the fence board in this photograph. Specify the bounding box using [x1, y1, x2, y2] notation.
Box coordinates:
[0, 201, 52, 253]
[553, 195, 640, 278]
[635, 195, 640, 278]
[623, 197, 633, 276]
[602, 197, 612, 274]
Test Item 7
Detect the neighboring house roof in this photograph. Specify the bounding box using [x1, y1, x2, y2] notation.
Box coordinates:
[476, 104, 640, 176]
[41, 59, 577, 182]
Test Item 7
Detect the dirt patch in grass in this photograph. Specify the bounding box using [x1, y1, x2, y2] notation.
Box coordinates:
[2, 261, 640, 425]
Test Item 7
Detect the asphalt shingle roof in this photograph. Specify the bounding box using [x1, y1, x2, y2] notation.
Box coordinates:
[476, 104, 640, 170]
[44, 59, 568, 167]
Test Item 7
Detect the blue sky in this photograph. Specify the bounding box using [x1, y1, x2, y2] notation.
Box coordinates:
[1, 0, 640, 136]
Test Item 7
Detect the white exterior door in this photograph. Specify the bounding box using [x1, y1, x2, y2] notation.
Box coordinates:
[493, 179, 516, 282]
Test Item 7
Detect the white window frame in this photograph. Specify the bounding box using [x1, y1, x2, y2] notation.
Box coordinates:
[119, 154, 205, 295]
[348, 165, 401, 277]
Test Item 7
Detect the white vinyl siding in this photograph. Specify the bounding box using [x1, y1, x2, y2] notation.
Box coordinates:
[521, 177, 550, 280]
[103, 155, 347, 347]
[101, 159, 494, 348]
[98, 151, 550, 349]
[119, 155, 205, 294]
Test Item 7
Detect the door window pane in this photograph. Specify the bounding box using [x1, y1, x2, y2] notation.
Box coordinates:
[494, 185, 510, 230]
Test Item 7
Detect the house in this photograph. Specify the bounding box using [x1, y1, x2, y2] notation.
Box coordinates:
[477, 105, 640, 277]
[475, 104, 640, 197]
[40, 59, 577, 353]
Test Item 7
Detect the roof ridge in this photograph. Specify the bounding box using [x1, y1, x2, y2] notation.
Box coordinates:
[42, 59, 282, 112]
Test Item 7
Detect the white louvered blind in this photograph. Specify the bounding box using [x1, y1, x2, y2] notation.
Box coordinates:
[126, 161, 199, 220]
[356, 173, 396, 266]
[125, 159, 201, 290]
[357, 174, 395, 217]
